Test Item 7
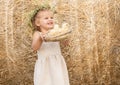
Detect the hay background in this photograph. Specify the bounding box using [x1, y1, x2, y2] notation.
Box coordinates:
[0, 0, 120, 85]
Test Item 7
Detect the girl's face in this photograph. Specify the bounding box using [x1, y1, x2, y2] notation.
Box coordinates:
[36, 10, 54, 31]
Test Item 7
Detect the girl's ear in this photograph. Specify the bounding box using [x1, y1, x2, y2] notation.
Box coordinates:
[35, 20, 40, 26]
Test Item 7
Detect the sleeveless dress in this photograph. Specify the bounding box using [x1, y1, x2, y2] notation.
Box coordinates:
[34, 41, 70, 85]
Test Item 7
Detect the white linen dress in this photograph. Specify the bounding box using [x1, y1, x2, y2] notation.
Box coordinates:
[34, 41, 70, 85]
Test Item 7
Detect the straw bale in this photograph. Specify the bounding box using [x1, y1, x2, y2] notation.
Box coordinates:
[0, 0, 120, 85]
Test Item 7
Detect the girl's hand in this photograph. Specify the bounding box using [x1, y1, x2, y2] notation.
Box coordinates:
[61, 39, 69, 47]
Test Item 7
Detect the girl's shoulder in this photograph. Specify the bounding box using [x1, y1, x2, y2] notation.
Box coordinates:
[33, 31, 41, 36]
[32, 31, 44, 41]
[32, 31, 41, 38]
[33, 30, 41, 34]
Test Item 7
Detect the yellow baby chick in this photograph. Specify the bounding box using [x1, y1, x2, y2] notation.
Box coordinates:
[47, 22, 71, 37]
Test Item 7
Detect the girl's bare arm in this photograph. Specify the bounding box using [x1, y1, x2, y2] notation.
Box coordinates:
[31, 31, 43, 51]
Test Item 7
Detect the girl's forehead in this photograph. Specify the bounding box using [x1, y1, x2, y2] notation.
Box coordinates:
[37, 10, 54, 17]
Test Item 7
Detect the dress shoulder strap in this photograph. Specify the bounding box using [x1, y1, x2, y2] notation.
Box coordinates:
[37, 31, 45, 41]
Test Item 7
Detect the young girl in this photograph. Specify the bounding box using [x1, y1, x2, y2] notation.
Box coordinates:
[31, 5, 70, 85]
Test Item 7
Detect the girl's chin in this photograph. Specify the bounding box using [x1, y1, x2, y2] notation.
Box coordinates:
[48, 25, 54, 28]
[48, 27, 54, 29]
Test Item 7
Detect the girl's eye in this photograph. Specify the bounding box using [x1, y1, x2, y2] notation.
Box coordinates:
[51, 17, 53, 19]
[44, 17, 53, 19]
[45, 17, 48, 19]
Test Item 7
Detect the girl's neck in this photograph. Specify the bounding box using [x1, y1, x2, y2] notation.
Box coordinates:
[40, 28, 49, 34]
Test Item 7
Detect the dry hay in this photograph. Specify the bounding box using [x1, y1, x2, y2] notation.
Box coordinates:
[0, 0, 120, 85]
